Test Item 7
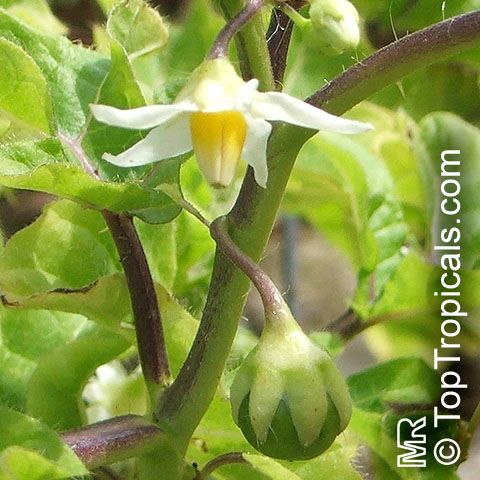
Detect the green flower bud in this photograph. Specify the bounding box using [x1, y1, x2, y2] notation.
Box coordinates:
[230, 307, 351, 460]
[306, 0, 360, 55]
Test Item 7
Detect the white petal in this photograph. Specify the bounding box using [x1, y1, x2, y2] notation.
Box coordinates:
[90, 102, 195, 130]
[235, 78, 259, 111]
[252, 91, 373, 133]
[102, 114, 192, 167]
[243, 117, 272, 188]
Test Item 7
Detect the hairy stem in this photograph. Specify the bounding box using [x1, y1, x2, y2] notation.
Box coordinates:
[307, 11, 480, 112]
[210, 217, 285, 315]
[61, 415, 163, 469]
[219, 0, 275, 89]
[103, 212, 170, 394]
[197, 452, 246, 479]
[58, 134, 170, 394]
[209, 0, 265, 59]
[157, 10, 480, 443]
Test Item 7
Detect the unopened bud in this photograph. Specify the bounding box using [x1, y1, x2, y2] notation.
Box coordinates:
[306, 0, 360, 55]
[230, 306, 351, 460]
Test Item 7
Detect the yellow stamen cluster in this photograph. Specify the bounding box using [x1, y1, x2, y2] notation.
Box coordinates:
[190, 111, 247, 188]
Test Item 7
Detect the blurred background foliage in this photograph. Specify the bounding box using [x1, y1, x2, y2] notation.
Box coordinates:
[0, 0, 479, 479]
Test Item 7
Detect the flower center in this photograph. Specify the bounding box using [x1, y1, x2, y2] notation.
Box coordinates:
[190, 111, 247, 188]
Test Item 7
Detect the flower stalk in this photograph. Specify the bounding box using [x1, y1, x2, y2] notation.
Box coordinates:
[218, 0, 275, 89]
[209, 0, 265, 59]
[210, 216, 288, 316]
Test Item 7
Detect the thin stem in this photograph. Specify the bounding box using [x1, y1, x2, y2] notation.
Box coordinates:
[58, 132, 100, 179]
[307, 10, 480, 112]
[327, 307, 436, 341]
[219, 0, 274, 90]
[61, 415, 163, 469]
[58, 134, 170, 393]
[157, 11, 480, 443]
[209, 0, 265, 59]
[103, 212, 170, 391]
[279, 2, 308, 28]
[210, 216, 285, 316]
[159, 185, 211, 228]
[197, 452, 247, 479]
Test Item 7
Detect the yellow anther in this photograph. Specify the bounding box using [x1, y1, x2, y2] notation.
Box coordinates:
[190, 111, 247, 188]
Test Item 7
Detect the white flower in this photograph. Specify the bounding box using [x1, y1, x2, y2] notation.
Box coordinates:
[91, 58, 372, 188]
[83, 361, 147, 423]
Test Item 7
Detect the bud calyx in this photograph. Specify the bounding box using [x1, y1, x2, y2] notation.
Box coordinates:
[230, 305, 352, 459]
[307, 0, 360, 55]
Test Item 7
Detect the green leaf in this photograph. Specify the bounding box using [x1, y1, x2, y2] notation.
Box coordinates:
[420, 112, 480, 267]
[166, 0, 223, 74]
[0, 37, 52, 136]
[3, 277, 196, 377]
[0, 0, 66, 35]
[135, 219, 177, 291]
[0, 12, 181, 220]
[82, 38, 146, 178]
[0, 200, 119, 299]
[96, 0, 118, 15]
[0, 406, 87, 479]
[283, 132, 408, 313]
[348, 358, 440, 413]
[361, 252, 439, 361]
[349, 408, 460, 480]
[369, 452, 403, 480]
[369, 252, 432, 316]
[106, 0, 169, 100]
[107, 0, 168, 59]
[190, 394, 250, 459]
[373, 62, 480, 124]
[3, 274, 131, 331]
[363, 249, 478, 362]
[355, 0, 479, 41]
[0, 307, 88, 410]
[155, 286, 197, 377]
[292, 442, 362, 480]
[27, 325, 130, 429]
[347, 103, 428, 241]
[242, 454, 302, 479]
[0, 9, 108, 137]
[172, 210, 215, 315]
[0, 140, 181, 216]
[308, 332, 344, 357]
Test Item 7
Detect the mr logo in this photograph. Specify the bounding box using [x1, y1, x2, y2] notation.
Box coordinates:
[397, 417, 427, 468]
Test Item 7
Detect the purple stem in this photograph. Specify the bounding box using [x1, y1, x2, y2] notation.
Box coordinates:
[61, 415, 163, 469]
[209, 0, 264, 58]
